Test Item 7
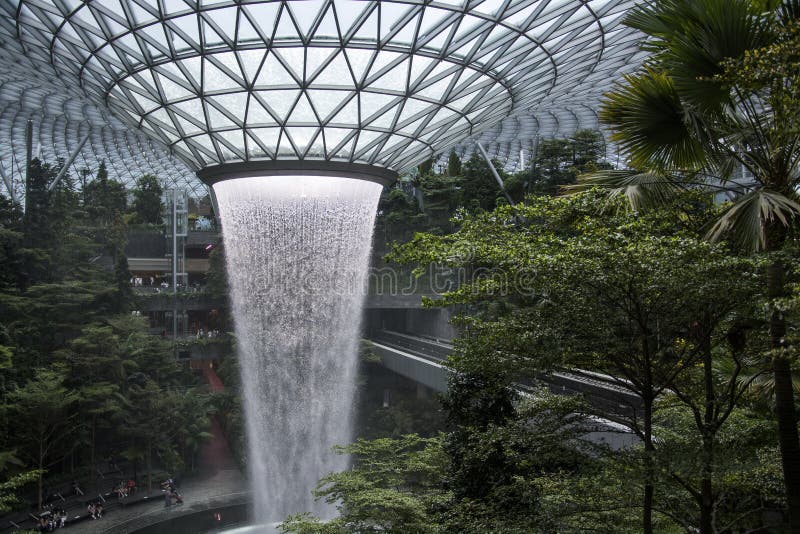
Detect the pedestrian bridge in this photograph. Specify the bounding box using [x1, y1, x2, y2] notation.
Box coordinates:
[366, 330, 641, 450]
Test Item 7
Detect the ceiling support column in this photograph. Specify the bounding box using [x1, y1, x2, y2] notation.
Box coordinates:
[48, 132, 91, 193]
[476, 141, 515, 206]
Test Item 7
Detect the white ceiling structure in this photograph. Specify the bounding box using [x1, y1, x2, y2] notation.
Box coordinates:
[0, 0, 648, 196]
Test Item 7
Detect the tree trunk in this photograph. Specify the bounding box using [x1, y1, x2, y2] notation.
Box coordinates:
[90, 417, 96, 492]
[146, 440, 152, 492]
[775, 356, 800, 531]
[38, 473, 43, 513]
[38, 443, 44, 512]
[767, 260, 800, 531]
[700, 427, 714, 534]
[643, 395, 654, 534]
[698, 476, 713, 533]
[700, 338, 714, 534]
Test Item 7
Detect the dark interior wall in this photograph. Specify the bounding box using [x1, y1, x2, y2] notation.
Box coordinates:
[365, 308, 456, 341]
[126, 231, 166, 257]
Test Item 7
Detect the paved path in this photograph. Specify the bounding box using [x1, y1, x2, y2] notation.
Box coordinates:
[80, 468, 247, 534]
[203, 367, 225, 393]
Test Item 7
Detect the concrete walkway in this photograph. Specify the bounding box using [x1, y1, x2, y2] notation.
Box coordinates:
[81, 468, 247, 534]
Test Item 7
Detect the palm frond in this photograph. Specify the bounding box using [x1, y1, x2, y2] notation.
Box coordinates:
[668, 0, 772, 108]
[624, 0, 681, 47]
[779, 0, 800, 23]
[626, 0, 776, 113]
[714, 353, 800, 408]
[600, 70, 708, 170]
[705, 189, 800, 251]
[564, 169, 687, 212]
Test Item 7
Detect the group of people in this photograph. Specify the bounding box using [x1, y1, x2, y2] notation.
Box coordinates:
[161, 478, 183, 507]
[86, 501, 104, 520]
[113, 479, 136, 499]
[130, 275, 213, 294]
[130, 276, 156, 287]
[34, 477, 185, 530]
[195, 328, 221, 339]
[37, 509, 67, 532]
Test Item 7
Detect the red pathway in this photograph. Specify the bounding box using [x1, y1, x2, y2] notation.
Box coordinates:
[199, 366, 237, 472]
[203, 366, 226, 392]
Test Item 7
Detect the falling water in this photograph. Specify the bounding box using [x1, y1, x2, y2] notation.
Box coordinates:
[213, 175, 382, 524]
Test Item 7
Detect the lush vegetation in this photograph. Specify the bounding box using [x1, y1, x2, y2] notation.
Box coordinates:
[571, 0, 800, 529]
[0, 161, 212, 512]
[374, 129, 606, 243]
[283, 2, 800, 532]
[2, 2, 799, 532]
[284, 190, 793, 533]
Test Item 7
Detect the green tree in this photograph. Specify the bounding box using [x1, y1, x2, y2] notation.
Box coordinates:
[529, 138, 573, 195]
[107, 213, 133, 310]
[417, 159, 434, 176]
[173, 389, 213, 473]
[281, 434, 448, 534]
[0, 473, 39, 513]
[375, 188, 426, 244]
[126, 385, 214, 476]
[282, 393, 616, 533]
[570, 129, 606, 168]
[0, 278, 121, 371]
[528, 130, 609, 196]
[447, 151, 462, 176]
[439, 390, 603, 533]
[658, 298, 773, 531]
[0, 159, 210, 511]
[416, 174, 460, 232]
[61, 322, 129, 488]
[206, 245, 230, 300]
[654, 403, 783, 531]
[131, 174, 163, 225]
[119, 378, 168, 491]
[83, 161, 126, 225]
[23, 159, 55, 253]
[390, 191, 764, 533]
[5, 368, 78, 510]
[0, 455, 39, 514]
[458, 154, 505, 212]
[0, 194, 47, 291]
[573, 1, 800, 525]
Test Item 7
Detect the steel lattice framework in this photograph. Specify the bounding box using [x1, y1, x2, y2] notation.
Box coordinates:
[0, 19, 203, 196]
[0, 0, 647, 194]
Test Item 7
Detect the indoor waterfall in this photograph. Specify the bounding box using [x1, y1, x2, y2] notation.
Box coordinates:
[213, 175, 382, 524]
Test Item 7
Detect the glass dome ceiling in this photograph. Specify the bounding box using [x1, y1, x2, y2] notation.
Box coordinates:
[3, 0, 647, 182]
[0, 25, 201, 196]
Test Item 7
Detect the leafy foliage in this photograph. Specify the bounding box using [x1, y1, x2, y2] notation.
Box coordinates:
[579, 2, 800, 528]
[0, 161, 211, 512]
[131, 174, 163, 225]
[281, 434, 448, 534]
[383, 191, 774, 532]
[579, 0, 800, 253]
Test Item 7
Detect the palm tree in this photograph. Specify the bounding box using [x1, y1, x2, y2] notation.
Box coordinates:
[714, 355, 800, 414]
[569, 0, 800, 530]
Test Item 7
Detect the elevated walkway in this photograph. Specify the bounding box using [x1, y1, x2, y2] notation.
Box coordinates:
[367, 330, 641, 449]
[364, 293, 435, 309]
[368, 330, 641, 412]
